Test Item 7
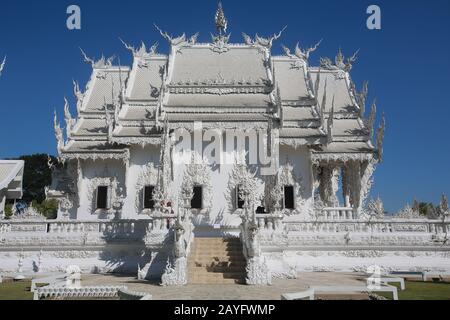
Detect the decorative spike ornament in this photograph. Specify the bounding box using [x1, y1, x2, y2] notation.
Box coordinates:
[376, 112, 386, 162]
[215, 2, 228, 35]
[367, 99, 377, 139]
[327, 96, 335, 143]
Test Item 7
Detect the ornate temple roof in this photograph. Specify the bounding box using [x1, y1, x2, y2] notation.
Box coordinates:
[54, 3, 384, 162]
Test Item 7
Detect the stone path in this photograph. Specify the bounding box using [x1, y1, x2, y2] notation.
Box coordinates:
[81, 272, 368, 300]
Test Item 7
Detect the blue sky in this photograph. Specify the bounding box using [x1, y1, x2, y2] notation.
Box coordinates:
[0, 0, 449, 212]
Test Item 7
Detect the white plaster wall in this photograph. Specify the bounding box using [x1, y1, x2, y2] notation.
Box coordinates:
[263, 251, 450, 276]
[76, 159, 126, 220]
[0, 248, 156, 275]
[279, 145, 314, 217]
[122, 145, 160, 219]
[172, 130, 267, 229]
[71, 138, 314, 224]
[279, 145, 313, 198]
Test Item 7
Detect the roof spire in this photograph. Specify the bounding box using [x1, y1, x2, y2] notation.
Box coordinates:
[215, 1, 228, 35]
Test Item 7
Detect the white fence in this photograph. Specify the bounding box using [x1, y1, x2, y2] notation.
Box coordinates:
[281, 284, 399, 300]
[33, 285, 126, 300]
[0, 216, 177, 236]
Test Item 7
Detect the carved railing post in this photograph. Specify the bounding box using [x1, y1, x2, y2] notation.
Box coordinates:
[160, 182, 194, 286]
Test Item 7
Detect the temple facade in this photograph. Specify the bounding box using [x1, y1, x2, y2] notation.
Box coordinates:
[0, 4, 448, 284]
[50, 9, 383, 226]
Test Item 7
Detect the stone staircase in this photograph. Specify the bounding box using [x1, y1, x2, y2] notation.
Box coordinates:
[188, 237, 247, 284]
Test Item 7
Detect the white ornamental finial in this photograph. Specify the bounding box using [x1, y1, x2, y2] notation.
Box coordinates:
[255, 26, 287, 49]
[366, 99, 377, 139]
[0, 56, 6, 76]
[73, 80, 84, 114]
[215, 1, 228, 35]
[80, 48, 115, 69]
[64, 97, 74, 141]
[376, 112, 386, 162]
[327, 95, 335, 143]
[357, 81, 369, 117]
[284, 39, 322, 61]
[154, 24, 187, 47]
[54, 111, 64, 155]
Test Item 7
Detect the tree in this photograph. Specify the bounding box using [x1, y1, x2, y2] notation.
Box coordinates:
[15, 154, 57, 203]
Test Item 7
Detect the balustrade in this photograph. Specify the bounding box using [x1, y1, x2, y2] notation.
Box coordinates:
[256, 214, 284, 231]
[282, 219, 450, 235]
[322, 207, 356, 220]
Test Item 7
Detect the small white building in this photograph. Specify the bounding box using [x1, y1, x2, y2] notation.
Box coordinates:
[0, 160, 24, 219]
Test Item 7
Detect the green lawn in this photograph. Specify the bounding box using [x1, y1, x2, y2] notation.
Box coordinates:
[1, 279, 449, 301]
[0, 280, 34, 300]
[379, 281, 450, 300]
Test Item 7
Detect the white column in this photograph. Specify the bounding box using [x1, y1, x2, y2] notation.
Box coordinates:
[0, 191, 6, 219]
[342, 165, 351, 208]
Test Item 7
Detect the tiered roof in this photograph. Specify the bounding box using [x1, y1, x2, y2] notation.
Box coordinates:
[54, 5, 384, 164]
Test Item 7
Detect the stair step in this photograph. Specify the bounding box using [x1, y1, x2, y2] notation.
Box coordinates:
[188, 237, 246, 284]
[194, 239, 241, 244]
[189, 279, 245, 285]
[196, 243, 242, 249]
[189, 266, 246, 272]
[192, 253, 245, 258]
[192, 246, 243, 251]
[189, 272, 245, 279]
[189, 263, 247, 269]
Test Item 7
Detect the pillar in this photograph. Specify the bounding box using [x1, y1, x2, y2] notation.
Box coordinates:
[0, 191, 6, 219]
[342, 165, 351, 208]
[319, 165, 340, 207]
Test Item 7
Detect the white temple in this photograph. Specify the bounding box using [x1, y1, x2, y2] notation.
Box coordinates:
[0, 4, 448, 285]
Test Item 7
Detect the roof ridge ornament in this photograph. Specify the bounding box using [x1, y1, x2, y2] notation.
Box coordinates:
[210, 2, 230, 53]
[282, 39, 322, 61]
[320, 48, 359, 73]
[327, 95, 335, 143]
[72, 80, 84, 114]
[120, 38, 159, 59]
[154, 24, 188, 47]
[80, 48, 115, 69]
[254, 26, 287, 49]
[376, 112, 385, 162]
[356, 81, 369, 117]
[215, 1, 228, 35]
[242, 33, 254, 45]
[63, 97, 75, 141]
[366, 99, 377, 139]
[53, 111, 65, 155]
[0, 56, 5, 76]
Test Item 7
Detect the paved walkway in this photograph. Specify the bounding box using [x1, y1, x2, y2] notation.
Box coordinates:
[80, 272, 368, 300]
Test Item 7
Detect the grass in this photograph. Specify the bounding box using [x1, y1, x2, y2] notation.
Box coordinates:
[1, 279, 449, 301]
[0, 280, 34, 300]
[379, 281, 450, 300]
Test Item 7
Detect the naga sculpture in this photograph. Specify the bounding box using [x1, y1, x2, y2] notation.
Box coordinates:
[282, 39, 322, 61]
